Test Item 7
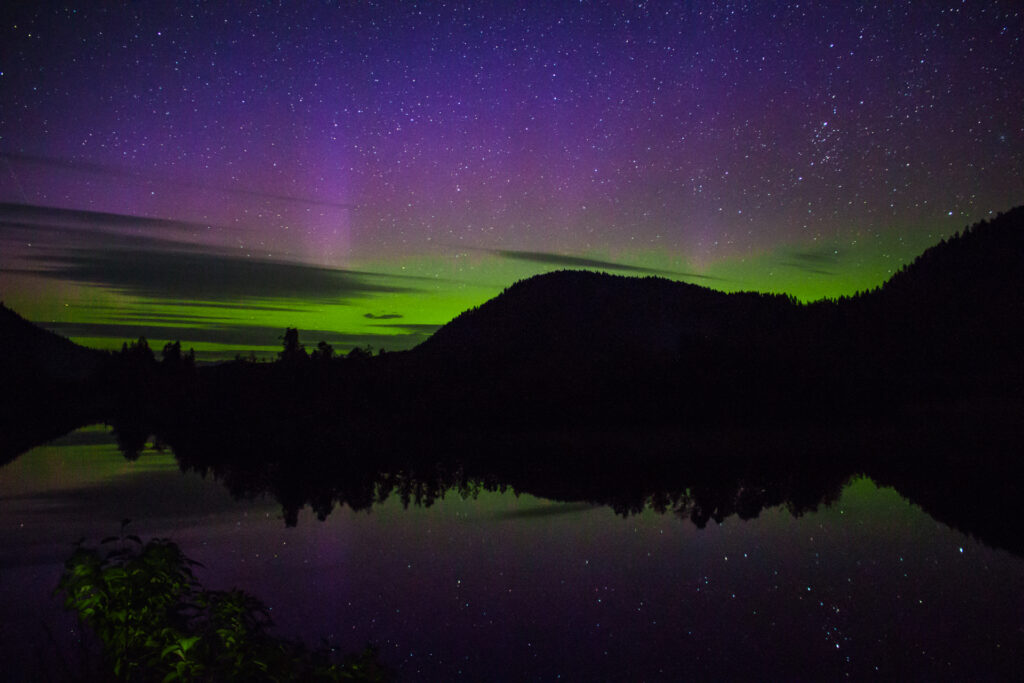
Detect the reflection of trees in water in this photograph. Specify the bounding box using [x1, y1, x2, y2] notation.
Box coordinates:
[668, 475, 849, 529]
[123, 415, 856, 531]
[4, 208, 1023, 554]
[94, 408, 1024, 559]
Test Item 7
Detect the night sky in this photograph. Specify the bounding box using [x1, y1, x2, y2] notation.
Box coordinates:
[2, 1, 1022, 358]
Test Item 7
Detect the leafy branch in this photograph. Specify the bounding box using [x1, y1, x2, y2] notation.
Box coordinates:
[56, 522, 387, 682]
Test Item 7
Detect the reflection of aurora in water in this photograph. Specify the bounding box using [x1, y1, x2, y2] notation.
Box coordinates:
[1, 426, 1022, 681]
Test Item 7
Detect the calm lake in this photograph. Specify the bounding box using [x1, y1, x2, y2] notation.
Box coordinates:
[1, 424, 1022, 680]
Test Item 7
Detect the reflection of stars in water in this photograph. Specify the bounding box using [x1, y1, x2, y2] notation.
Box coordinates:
[820, 602, 849, 652]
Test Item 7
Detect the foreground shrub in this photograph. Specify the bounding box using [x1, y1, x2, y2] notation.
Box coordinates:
[57, 524, 387, 682]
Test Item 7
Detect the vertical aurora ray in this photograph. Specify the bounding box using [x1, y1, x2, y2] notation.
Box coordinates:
[0, 2, 1019, 353]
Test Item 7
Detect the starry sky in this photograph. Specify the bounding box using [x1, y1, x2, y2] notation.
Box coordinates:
[1, 1, 1022, 359]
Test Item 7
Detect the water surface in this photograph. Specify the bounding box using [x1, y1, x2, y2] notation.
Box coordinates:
[1, 425, 1022, 680]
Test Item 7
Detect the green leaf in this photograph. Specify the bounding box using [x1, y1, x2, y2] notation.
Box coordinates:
[58, 531, 388, 681]
[179, 635, 200, 653]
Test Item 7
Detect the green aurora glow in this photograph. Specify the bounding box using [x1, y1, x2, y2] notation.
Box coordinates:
[2, 3, 1021, 359]
[0, 220, 970, 362]
[1, 218, 958, 359]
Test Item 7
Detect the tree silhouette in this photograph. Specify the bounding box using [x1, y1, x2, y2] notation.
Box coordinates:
[310, 340, 335, 363]
[160, 340, 196, 374]
[161, 340, 181, 365]
[121, 336, 155, 365]
[347, 345, 373, 361]
[278, 328, 307, 364]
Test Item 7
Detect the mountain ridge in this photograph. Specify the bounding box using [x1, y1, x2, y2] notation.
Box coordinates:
[415, 207, 1024, 371]
[414, 269, 800, 366]
[1, 206, 1021, 427]
[0, 301, 107, 382]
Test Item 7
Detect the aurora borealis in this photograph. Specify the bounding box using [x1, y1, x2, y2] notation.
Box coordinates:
[1, 2, 1022, 358]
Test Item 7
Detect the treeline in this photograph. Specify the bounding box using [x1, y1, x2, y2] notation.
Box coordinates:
[92, 206, 1024, 444]
[4, 207, 1023, 463]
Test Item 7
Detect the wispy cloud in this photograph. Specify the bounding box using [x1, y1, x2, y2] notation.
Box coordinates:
[491, 249, 717, 280]
[18, 248, 420, 302]
[0, 200, 209, 232]
[370, 322, 444, 334]
[184, 301, 309, 313]
[777, 246, 844, 276]
[491, 502, 599, 520]
[82, 301, 308, 316]
[364, 312, 403, 319]
[2, 202, 423, 302]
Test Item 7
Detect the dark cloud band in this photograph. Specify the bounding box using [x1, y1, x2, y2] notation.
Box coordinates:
[493, 249, 717, 280]
[2, 202, 423, 302]
[19, 248, 419, 302]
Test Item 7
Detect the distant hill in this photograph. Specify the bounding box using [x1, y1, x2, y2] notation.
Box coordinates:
[414, 269, 800, 368]
[0, 303, 111, 460]
[419, 208, 1024, 371]
[0, 206, 1020, 433]
[863, 206, 1024, 375]
[878, 205, 1024, 302]
[0, 302, 107, 383]
[409, 207, 1024, 421]
[409, 270, 822, 426]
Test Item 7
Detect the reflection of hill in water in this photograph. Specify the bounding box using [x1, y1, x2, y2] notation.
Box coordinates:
[168, 428, 854, 528]
[91, 410, 1021, 559]
[3, 208, 1023, 557]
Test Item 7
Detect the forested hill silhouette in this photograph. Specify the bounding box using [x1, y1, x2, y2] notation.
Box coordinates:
[861, 205, 1024, 378]
[1, 206, 1022, 444]
[0, 301, 106, 383]
[876, 205, 1024, 302]
[0, 303, 111, 458]
[418, 206, 1024, 368]
[408, 268, 816, 425]
[2, 210, 1022, 557]
[415, 269, 799, 365]
[409, 207, 1024, 419]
